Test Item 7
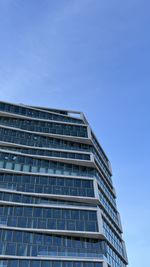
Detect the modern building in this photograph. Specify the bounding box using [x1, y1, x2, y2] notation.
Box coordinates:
[0, 101, 128, 267]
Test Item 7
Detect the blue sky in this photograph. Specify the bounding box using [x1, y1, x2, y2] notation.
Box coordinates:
[0, 0, 150, 266]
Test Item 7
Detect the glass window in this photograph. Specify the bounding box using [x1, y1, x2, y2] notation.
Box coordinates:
[85, 263, 94, 267]
[76, 221, 84, 231]
[0, 242, 4, 254]
[53, 209, 60, 219]
[57, 220, 65, 230]
[41, 262, 52, 267]
[39, 167, 46, 173]
[62, 210, 70, 219]
[57, 178, 64, 186]
[20, 260, 30, 267]
[8, 217, 17, 227]
[23, 165, 30, 172]
[6, 243, 16, 255]
[23, 232, 32, 243]
[47, 219, 56, 229]
[30, 261, 41, 267]
[53, 262, 61, 267]
[9, 260, 19, 267]
[80, 211, 88, 220]
[0, 161, 4, 168]
[5, 162, 13, 169]
[67, 220, 75, 230]
[33, 208, 42, 217]
[12, 194, 20, 202]
[13, 207, 22, 216]
[85, 222, 96, 232]
[31, 166, 38, 173]
[24, 207, 33, 217]
[14, 163, 21, 171]
[62, 262, 73, 267]
[74, 263, 82, 267]
[71, 210, 79, 220]
[33, 234, 42, 245]
[47, 168, 54, 174]
[13, 231, 22, 242]
[89, 211, 97, 221]
[53, 236, 62, 246]
[38, 219, 46, 229]
[17, 217, 27, 227]
[44, 235, 52, 245]
[17, 244, 27, 256]
[95, 264, 102, 267]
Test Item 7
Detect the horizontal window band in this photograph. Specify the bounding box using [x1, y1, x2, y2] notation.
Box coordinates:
[0, 226, 105, 240]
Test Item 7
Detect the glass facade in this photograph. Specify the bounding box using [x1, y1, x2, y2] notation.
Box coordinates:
[0, 102, 84, 124]
[0, 229, 105, 258]
[0, 260, 103, 267]
[0, 101, 128, 267]
[0, 127, 111, 180]
[0, 117, 88, 138]
[0, 173, 94, 197]
[0, 206, 98, 232]
[0, 191, 96, 207]
[0, 146, 91, 161]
